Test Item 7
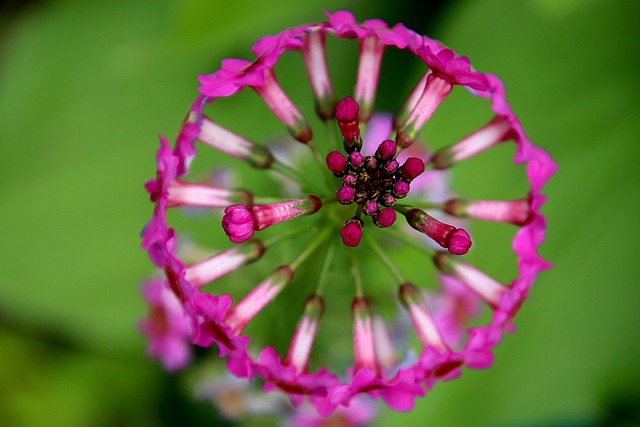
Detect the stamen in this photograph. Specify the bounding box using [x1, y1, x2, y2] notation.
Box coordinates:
[198, 117, 274, 169]
[252, 68, 313, 143]
[300, 30, 336, 121]
[399, 283, 448, 352]
[434, 253, 508, 308]
[185, 240, 265, 288]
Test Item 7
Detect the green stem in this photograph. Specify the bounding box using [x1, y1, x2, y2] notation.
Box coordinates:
[367, 236, 406, 284]
[350, 250, 364, 297]
[263, 223, 312, 247]
[307, 140, 335, 193]
[289, 227, 332, 271]
[315, 238, 336, 295]
[325, 121, 339, 152]
[386, 228, 435, 255]
[271, 159, 324, 195]
[401, 201, 445, 211]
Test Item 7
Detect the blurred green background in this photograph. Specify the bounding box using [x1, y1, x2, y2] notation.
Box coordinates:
[1, 0, 639, 426]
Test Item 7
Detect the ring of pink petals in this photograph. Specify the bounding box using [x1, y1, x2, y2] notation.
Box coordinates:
[141, 10, 556, 415]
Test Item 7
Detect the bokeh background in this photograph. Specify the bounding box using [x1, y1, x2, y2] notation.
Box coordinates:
[1, 0, 639, 426]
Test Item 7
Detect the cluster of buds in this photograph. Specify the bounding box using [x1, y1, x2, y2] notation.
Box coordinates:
[327, 99, 430, 247]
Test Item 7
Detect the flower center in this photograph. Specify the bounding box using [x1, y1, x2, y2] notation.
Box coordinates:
[326, 97, 425, 245]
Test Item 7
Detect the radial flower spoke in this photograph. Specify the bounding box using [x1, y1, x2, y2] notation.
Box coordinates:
[372, 315, 397, 371]
[398, 205, 472, 255]
[198, 117, 275, 169]
[223, 228, 330, 334]
[434, 253, 508, 308]
[300, 29, 336, 121]
[355, 35, 385, 123]
[166, 180, 252, 208]
[284, 294, 325, 374]
[430, 115, 512, 169]
[252, 68, 313, 143]
[184, 241, 265, 288]
[394, 71, 431, 130]
[352, 296, 379, 375]
[222, 196, 324, 243]
[444, 197, 533, 226]
[395, 74, 453, 149]
[399, 283, 449, 352]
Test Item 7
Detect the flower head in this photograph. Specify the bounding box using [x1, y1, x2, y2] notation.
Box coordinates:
[140, 10, 555, 416]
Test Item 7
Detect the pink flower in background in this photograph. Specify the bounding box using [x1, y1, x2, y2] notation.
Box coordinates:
[139, 279, 191, 371]
[140, 9, 556, 417]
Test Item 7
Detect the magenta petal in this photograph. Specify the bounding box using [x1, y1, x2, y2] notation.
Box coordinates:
[325, 9, 358, 37]
[139, 279, 192, 371]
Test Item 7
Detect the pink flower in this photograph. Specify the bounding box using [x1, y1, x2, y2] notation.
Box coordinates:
[139, 279, 192, 371]
[288, 396, 377, 427]
[321, 368, 423, 415]
[253, 347, 340, 408]
[418, 44, 488, 90]
[191, 292, 251, 377]
[140, 10, 555, 417]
